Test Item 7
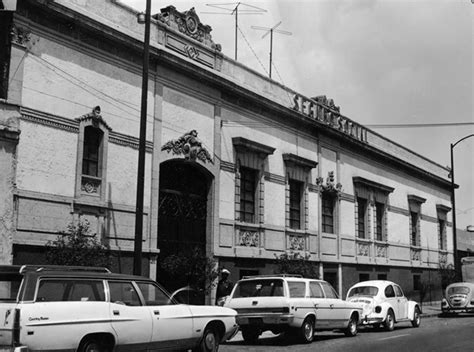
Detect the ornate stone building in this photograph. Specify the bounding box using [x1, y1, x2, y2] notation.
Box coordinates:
[0, 0, 453, 302]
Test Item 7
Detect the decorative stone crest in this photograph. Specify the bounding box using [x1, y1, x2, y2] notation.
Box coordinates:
[161, 130, 213, 164]
[10, 25, 31, 46]
[239, 230, 259, 247]
[357, 242, 370, 257]
[75, 106, 112, 131]
[315, 171, 342, 194]
[156, 6, 222, 52]
[289, 235, 305, 251]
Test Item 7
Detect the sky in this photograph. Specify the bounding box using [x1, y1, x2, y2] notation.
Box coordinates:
[122, 0, 473, 230]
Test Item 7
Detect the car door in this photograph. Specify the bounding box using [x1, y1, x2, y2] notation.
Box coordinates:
[320, 281, 346, 328]
[135, 281, 194, 351]
[309, 281, 330, 328]
[394, 285, 408, 319]
[384, 284, 399, 318]
[108, 280, 153, 351]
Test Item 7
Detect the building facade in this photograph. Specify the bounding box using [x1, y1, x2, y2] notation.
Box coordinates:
[0, 0, 453, 302]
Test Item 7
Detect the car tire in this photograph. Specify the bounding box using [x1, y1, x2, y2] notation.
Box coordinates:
[344, 314, 358, 337]
[384, 310, 395, 331]
[193, 327, 219, 352]
[299, 317, 314, 343]
[78, 338, 107, 352]
[411, 307, 421, 328]
[241, 327, 260, 344]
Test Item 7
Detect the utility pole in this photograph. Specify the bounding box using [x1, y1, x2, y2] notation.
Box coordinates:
[252, 21, 291, 78]
[133, 0, 151, 276]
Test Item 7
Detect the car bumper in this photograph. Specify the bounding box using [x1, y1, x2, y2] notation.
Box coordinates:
[361, 313, 385, 325]
[236, 314, 295, 327]
[442, 306, 474, 313]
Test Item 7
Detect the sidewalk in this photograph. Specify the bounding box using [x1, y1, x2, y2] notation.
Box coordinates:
[419, 301, 442, 317]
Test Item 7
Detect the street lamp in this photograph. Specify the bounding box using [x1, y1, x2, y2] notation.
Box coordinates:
[450, 133, 474, 278]
[133, 0, 152, 276]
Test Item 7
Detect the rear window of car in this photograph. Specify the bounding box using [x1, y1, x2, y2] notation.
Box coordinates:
[447, 286, 470, 295]
[288, 281, 306, 298]
[321, 282, 338, 299]
[232, 279, 284, 298]
[36, 279, 105, 302]
[347, 286, 379, 298]
[0, 273, 22, 302]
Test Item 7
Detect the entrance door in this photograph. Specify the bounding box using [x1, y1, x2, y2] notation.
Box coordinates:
[158, 161, 210, 294]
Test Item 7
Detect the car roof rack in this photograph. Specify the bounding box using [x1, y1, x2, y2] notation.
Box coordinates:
[242, 274, 303, 279]
[19, 265, 111, 274]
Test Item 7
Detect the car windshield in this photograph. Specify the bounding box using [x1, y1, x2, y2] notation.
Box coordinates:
[447, 286, 470, 295]
[347, 286, 378, 298]
[232, 279, 284, 298]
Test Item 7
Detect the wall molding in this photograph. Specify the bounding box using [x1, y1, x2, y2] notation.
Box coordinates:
[20, 107, 153, 152]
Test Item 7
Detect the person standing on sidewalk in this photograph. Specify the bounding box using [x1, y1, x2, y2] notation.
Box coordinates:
[216, 268, 233, 305]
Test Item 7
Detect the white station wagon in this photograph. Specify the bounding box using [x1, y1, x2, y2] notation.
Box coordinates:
[0, 265, 238, 352]
[224, 275, 363, 343]
[346, 280, 421, 331]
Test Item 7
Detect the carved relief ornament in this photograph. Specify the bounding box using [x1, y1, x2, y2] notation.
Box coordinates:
[161, 130, 213, 164]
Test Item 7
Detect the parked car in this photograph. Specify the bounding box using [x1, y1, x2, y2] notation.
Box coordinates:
[224, 274, 363, 343]
[346, 280, 421, 331]
[441, 282, 474, 314]
[0, 265, 238, 352]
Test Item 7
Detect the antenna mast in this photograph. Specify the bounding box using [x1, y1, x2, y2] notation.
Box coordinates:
[252, 21, 291, 78]
[204, 2, 266, 60]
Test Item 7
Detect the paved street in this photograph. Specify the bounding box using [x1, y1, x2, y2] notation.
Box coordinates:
[222, 315, 474, 352]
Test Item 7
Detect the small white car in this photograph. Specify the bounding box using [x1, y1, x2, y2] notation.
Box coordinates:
[224, 275, 363, 343]
[346, 280, 421, 331]
[441, 282, 474, 314]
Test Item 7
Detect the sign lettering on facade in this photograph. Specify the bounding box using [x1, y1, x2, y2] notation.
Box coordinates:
[291, 94, 368, 143]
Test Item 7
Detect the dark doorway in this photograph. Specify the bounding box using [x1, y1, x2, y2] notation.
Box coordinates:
[157, 160, 210, 294]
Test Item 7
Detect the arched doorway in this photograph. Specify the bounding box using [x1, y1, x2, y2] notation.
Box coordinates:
[157, 160, 211, 295]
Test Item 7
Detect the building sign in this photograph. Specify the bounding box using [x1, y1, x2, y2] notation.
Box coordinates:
[292, 94, 367, 143]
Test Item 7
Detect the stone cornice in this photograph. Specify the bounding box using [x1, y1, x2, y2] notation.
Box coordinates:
[436, 204, 452, 213]
[20, 107, 153, 152]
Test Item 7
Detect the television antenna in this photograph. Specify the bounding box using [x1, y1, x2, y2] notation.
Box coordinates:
[252, 21, 292, 78]
[204, 2, 267, 60]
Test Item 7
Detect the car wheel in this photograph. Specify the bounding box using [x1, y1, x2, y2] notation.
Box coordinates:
[78, 338, 107, 352]
[384, 310, 395, 331]
[299, 317, 314, 343]
[344, 314, 358, 337]
[241, 327, 260, 344]
[411, 307, 421, 327]
[193, 327, 219, 352]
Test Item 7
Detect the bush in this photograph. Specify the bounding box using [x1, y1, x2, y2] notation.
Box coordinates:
[274, 252, 319, 279]
[159, 246, 219, 294]
[45, 219, 111, 268]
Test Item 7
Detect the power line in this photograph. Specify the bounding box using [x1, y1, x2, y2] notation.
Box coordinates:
[366, 122, 474, 129]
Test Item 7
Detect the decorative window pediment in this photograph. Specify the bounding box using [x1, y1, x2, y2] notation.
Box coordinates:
[75, 106, 110, 200]
[283, 153, 318, 170]
[408, 194, 426, 204]
[353, 177, 394, 194]
[161, 130, 213, 164]
[232, 137, 275, 157]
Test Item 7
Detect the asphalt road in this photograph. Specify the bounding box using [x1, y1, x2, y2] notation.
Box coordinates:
[221, 315, 474, 352]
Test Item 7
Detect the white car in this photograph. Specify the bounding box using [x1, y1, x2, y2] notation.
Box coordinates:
[346, 280, 421, 331]
[441, 282, 474, 314]
[0, 265, 238, 352]
[224, 275, 363, 343]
